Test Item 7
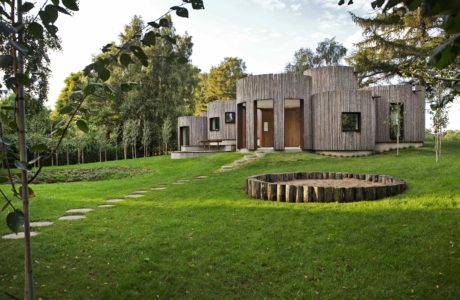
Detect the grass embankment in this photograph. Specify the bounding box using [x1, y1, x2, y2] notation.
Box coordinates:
[0, 141, 459, 299]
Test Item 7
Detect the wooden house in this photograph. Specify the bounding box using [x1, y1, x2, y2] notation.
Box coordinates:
[173, 66, 425, 158]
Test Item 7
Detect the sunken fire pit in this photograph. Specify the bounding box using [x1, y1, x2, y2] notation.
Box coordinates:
[246, 172, 406, 203]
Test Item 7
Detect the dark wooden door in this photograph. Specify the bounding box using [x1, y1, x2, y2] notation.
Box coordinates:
[261, 109, 274, 147]
[284, 108, 301, 147]
[180, 126, 190, 146]
[237, 104, 246, 148]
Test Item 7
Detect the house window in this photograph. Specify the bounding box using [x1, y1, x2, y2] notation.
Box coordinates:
[342, 112, 361, 132]
[225, 112, 236, 124]
[210, 117, 220, 131]
[390, 103, 404, 140]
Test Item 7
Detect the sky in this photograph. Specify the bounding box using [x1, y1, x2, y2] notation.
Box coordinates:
[47, 0, 459, 129]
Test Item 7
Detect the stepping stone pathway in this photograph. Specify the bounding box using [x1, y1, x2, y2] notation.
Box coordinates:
[133, 190, 148, 194]
[66, 208, 94, 214]
[98, 204, 115, 208]
[221, 165, 234, 172]
[151, 187, 166, 190]
[244, 155, 257, 161]
[105, 199, 124, 203]
[30, 221, 53, 228]
[58, 215, 86, 221]
[2, 232, 40, 240]
[124, 194, 145, 198]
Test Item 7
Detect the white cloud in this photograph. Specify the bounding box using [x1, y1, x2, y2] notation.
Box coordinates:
[250, 0, 286, 10]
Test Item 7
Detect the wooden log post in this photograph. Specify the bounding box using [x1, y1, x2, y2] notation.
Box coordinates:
[295, 186, 304, 203]
[286, 185, 296, 203]
[303, 186, 315, 202]
[314, 186, 325, 202]
[267, 183, 277, 201]
[277, 184, 286, 202]
[323, 187, 334, 202]
[332, 188, 343, 202]
[260, 182, 268, 200]
[343, 187, 354, 202]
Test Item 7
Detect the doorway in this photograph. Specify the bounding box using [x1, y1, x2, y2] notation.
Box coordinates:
[237, 103, 247, 149]
[179, 126, 190, 147]
[256, 100, 274, 148]
[284, 99, 303, 148]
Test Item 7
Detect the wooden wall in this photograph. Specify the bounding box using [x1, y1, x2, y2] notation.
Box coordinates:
[366, 85, 425, 143]
[311, 90, 376, 151]
[284, 108, 301, 147]
[304, 66, 358, 94]
[236, 74, 312, 150]
[207, 100, 237, 140]
[177, 116, 207, 147]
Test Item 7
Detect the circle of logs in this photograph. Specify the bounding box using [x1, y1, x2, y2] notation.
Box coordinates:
[246, 172, 406, 203]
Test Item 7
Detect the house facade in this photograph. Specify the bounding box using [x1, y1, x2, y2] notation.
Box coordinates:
[174, 66, 425, 158]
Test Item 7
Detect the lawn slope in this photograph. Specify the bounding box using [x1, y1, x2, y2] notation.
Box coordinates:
[0, 141, 459, 299]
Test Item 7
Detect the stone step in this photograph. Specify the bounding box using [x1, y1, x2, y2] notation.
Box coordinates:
[125, 194, 145, 198]
[66, 208, 94, 214]
[105, 199, 124, 203]
[221, 165, 234, 171]
[255, 151, 266, 157]
[244, 155, 257, 161]
[59, 215, 86, 221]
[98, 205, 115, 208]
[2, 232, 40, 240]
[30, 221, 53, 228]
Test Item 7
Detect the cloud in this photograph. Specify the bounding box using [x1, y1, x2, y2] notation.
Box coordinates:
[250, 0, 286, 10]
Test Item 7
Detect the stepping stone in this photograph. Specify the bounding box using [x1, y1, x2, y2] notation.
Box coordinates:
[66, 208, 94, 214]
[2, 232, 40, 240]
[58, 215, 86, 221]
[221, 166, 234, 171]
[151, 187, 166, 190]
[178, 179, 190, 182]
[133, 190, 148, 194]
[105, 199, 124, 203]
[172, 182, 185, 185]
[255, 151, 266, 157]
[125, 194, 145, 198]
[244, 155, 257, 161]
[30, 221, 53, 228]
[233, 160, 246, 166]
[98, 204, 115, 208]
[196, 176, 208, 179]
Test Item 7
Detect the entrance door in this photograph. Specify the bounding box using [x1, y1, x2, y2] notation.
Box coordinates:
[180, 126, 190, 146]
[260, 109, 274, 147]
[237, 103, 247, 149]
[284, 99, 303, 148]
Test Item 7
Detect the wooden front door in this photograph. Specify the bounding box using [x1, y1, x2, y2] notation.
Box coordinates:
[284, 108, 301, 147]
[260, 109, 274, 147]
[237, 104, 247, 148]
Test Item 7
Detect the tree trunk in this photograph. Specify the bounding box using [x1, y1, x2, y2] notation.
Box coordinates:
[82, 148, 85, 164]
[99, 147, 102, 162]
[66, 150, 70, 165]
[104, 149, 107, 162]
[124, 144, 127, 160]
[14, 1, 35, 298]
[77, 148, 81, 164]
[55, 151, 59, 166]
[115, 144, 119, 161]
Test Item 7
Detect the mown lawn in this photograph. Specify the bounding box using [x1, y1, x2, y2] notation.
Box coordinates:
[1, 140, 459, 299]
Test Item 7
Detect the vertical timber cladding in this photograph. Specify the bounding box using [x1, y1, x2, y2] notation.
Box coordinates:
[177, 116, 207, 147]
[304, 66, 359, 94]
[366, 85, 426, 143]
[311, 90, 376, 151]
[207, 100, 237, 141]
[236, 74, 312, 150]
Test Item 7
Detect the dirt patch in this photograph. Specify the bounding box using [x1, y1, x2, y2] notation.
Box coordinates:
[28, 167, 152, 184]
[280, 178, 386, 188]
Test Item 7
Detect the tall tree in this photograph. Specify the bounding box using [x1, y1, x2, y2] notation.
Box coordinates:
[285, 37, 347, 74]
[195, 57, 247, 114]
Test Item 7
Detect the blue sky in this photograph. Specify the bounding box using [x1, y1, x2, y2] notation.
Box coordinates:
[48, 0, 459, 129]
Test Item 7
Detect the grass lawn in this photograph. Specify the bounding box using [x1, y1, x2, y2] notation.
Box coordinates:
[0, 140, 459, 299]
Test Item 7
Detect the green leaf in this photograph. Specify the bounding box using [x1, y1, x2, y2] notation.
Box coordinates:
[0, 176, 8, 184]
[130, 46, 149, 67]
[0, 20, 17, 36]
[9, 40, 28, 55]
[15, 160, 31, 172]
[94, 64, 111, 81]
[52, 0, 60, 5]
[191, 0, 205, 10]
[119, 53, 132, 67]
[44, 24, 58, 36]
[103, 85, 115, 99]
[171, 6, 189, 18]
[142, 31, 156, 47]
[20, 2, 35, 13]
[177, 57, 189, 64]
[121, 83, 134, 92]
[60, 105, 74, 114]
[76, 119, 89, 133]
[28, 156, 41, 165]
[19, 186, 35, 198]
[159, 18, 170, 28]
[6, 210, 24, 234]
[44, 5, 58, 23]
[28, 22, 44, 39]
[30, 143, 48, 152]
[0, 55, 14, 68]
[62, 0, 79, 11]
[54, 5, 71, 15]
[429, 34, 460, 68]
[102, 43, 114, 53]
[148, 21, 160, 28]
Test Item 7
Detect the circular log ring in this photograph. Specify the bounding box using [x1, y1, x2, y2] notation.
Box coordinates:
[246, 172, 406, 203]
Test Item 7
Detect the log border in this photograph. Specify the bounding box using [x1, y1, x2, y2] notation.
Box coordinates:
[246, 172, 406, 203]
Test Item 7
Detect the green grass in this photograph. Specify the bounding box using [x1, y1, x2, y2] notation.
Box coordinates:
[0, 141, 459, 299]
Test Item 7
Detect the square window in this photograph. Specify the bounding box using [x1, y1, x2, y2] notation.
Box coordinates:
[225, 112, 236, 124]
[210, 117, 220, 131]
[342, 112, 361, 132]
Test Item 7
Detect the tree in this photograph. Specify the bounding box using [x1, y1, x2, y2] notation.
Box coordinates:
[142, 119, 152, 157]
[161, 117, 173, 154]
[0, 1, 205, 298]
[285, 37, 347, 74]
[195, 57, 247, 114]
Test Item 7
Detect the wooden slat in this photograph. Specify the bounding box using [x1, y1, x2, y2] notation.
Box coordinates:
[207, 100, 237, 141]
[177, 116, 207, 147]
